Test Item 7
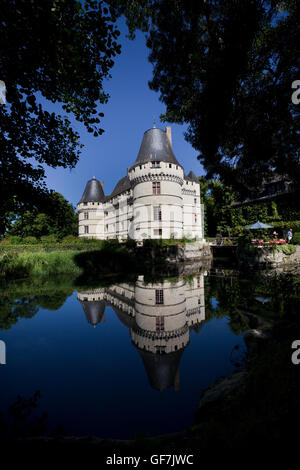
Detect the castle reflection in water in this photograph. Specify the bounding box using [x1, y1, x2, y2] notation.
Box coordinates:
[77, 273, 205, 391]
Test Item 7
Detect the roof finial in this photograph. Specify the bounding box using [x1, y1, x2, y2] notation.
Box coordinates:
[153, 116, 156, 128]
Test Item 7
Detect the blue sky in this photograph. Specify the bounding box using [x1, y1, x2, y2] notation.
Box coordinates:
[44, 19, 205, 207]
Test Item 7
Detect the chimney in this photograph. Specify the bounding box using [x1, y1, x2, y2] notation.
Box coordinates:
[166, 126, 172, 147]
[100, 181, 104, 189]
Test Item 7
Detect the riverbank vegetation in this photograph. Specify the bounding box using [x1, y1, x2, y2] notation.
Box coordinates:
[199, 177, 300, 238]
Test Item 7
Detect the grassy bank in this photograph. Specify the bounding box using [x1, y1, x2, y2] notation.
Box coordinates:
[0, 238, 199, 281]
[0, 240, 146, 280]
[0, 250, 83, 279]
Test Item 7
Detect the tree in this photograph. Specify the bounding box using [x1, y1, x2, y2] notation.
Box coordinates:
[199, 176, 237, 236]
[112, 0, 300, 196]
[0, 0, 121, 234]
[9, 191, 78, 239]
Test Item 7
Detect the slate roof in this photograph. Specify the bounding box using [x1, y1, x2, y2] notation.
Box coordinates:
[79, 177, 105, 204]
[138, 348, 184, 391]
[184, 170, 199, 183]
[133, 126, 182, 167]
[79, 300, 106, 326]
[109, 175, 132, 199]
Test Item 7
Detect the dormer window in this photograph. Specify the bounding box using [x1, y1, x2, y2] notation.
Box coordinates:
[152, 161, 160, 168]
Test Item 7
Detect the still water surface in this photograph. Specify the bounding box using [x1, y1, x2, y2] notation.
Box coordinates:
[0, 269, 247, 438]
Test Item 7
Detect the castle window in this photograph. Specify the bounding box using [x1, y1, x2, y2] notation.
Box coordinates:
[84, 212, 89, 220]
[169, 164, 172, 168]
[152, 161, 160, 168]
[194, 198, 197, 204]
[195, 214, 198, 222]
[139, 165, 142, 169]
[84, 225, 89, 234]
[153, 206, 162, 221]
[152, 182, 161, 194]
[155, 289, 164, 305]
[105, 224, 108, 232]
[156, 316, 165, 331]
[154, 228, 162, 236]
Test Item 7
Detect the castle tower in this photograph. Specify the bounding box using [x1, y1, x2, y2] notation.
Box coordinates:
[128, 126, 184, 239]
[131, 276, 189, 390]
[77, 177, 105, 238]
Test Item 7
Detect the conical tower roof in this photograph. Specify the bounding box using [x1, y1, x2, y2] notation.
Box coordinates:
[187, 170, 199, 183]
[138, 348, 184, 391]
[133, 127, 182, 167]
[79, 299, 106, 326]
[78, 177, 105, 204]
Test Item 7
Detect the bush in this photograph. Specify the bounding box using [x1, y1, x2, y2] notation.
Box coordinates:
[271, 220, 300, 233]
[291, 232, 300, 245]
[277, 245, 296, 255]
[61, 235, 79, 245]
[22, 236, 38, 245]
[1, 235, 23, 245]
[40, 234, 58, 244]
[231, 225, 244, 237]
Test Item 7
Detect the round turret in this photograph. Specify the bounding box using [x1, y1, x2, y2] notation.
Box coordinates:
[128, 126, 184, 240]
[77, 177, 105, 238]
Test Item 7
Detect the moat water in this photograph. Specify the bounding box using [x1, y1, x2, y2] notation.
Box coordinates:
[0, 265, 291, 438]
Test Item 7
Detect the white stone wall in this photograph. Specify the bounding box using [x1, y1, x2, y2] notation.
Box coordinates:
[77, 163, 204, 241]
[78, 202, 104, 238]
[182, 180, 203, 239]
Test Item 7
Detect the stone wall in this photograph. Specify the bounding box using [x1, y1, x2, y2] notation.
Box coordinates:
[247, 245, 300, 267]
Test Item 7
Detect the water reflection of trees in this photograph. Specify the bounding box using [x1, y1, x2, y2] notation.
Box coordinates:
[204, 270, 300, 334]
[0, 277, 74, 329]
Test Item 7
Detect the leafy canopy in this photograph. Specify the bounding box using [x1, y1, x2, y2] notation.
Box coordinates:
[111, 0, 300, 195]
[0, 0, 121, 234]
[8, 192, 78, 240]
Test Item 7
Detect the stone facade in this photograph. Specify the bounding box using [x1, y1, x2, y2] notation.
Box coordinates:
[77, 126, 204, 241]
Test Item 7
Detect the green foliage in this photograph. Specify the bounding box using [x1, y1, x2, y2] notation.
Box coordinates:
[276, 245, 296, 255]
[22, 236, 38, 245]
[0, 251, 82, 280]
[237, 232, 256, 259]
[0, 0, 121, 234]
[199, 176, 300, 237]
[61, 235, 78, 244]
[1, 235, 23, 245]
[291, 232, 300, 245]
[117, 0, 300, 195]
[40, 234, 58, 244]
[8, 191, 78, 239]
[199, 177, 237, 237]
